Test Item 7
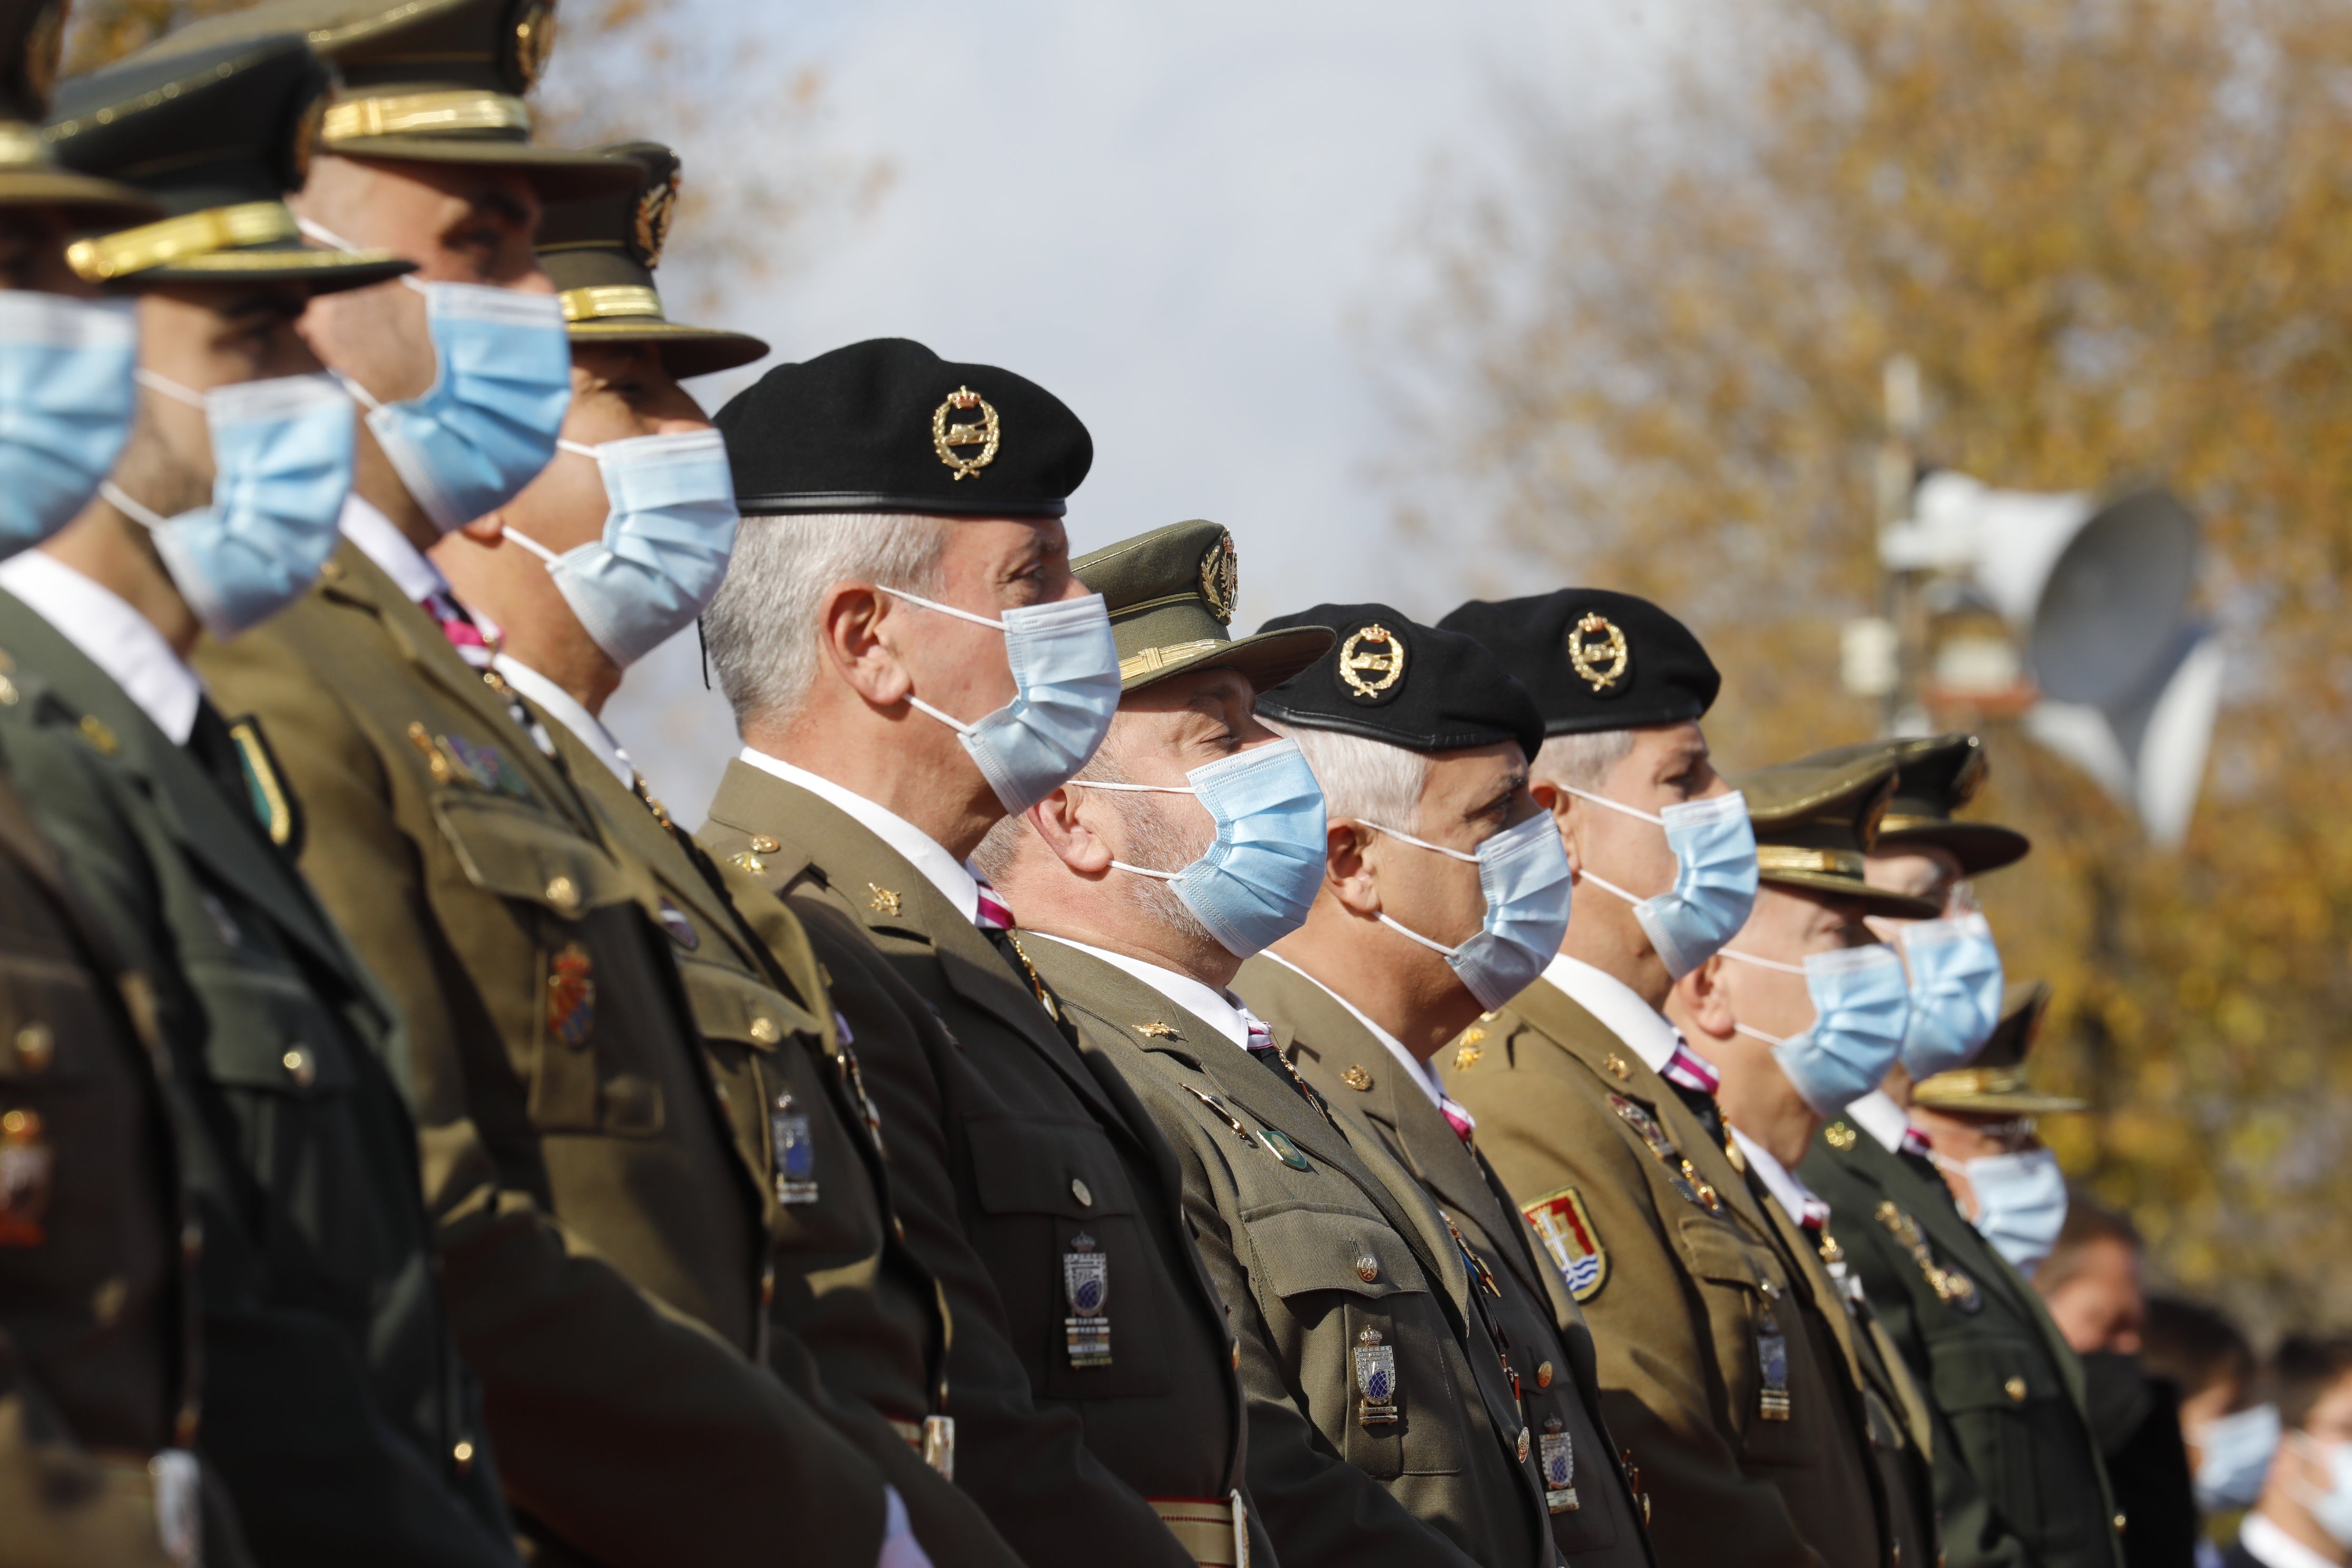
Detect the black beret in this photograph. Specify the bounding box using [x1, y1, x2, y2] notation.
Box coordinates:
[1439, 588, 1720, 736]
[717, 338, 1092, 519]
[1254, 603, 1545, 762]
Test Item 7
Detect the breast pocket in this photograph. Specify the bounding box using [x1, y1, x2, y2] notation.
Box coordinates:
[1678, 1213, 1814, 1467]
[1242, 1201, 1468, 1480]
[0, 947, 119, 1249]
[1930, 1334, 2099, 1552]
[965, 1114, 1172, 1400]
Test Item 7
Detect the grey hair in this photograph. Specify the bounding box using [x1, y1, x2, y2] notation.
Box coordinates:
[1531, 728, 1637, 793]
[1261, 720, 1431, 835]
[701, 512, 951, 725]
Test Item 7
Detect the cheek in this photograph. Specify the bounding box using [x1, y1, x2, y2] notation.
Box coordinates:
[1590, 810, 1675, 887]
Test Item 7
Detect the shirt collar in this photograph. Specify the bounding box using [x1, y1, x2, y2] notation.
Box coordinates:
[2242, 1513, 2341, 1568]
[1031, 934, 1251, 1048]
[1731, 1126, 1832, 1229]
[0, 551, 201, 743]
[496, 655, 631, 787]
[1848, 1089, 1914, 1155]
[338, 492, 450, 603]
[737, 747, 979, 925]
[1259, 950, 1443, 1109]
[1543, 952, 1684, 1072]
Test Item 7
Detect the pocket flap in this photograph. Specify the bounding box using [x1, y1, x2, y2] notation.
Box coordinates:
[1930, 1336, 2052, 1410]
[1241, 1202, 1427, 1301]
[1679, 1214, 1779, 1292]
[965, 1115, 1138, 1218]
[432, 793, 630, 917]
[187, 963, 353, 1096]
[675, 956, 824, 1052]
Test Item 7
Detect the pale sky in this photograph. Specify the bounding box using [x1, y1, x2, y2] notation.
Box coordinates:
[598, 0, 1676, 821]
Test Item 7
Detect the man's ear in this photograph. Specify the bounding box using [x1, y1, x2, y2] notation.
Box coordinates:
[457, 511, 504, 544]
[816, 582, 913, 709]
[1531, 779, 1585, 874]
[1677, 954, 1738, 1042]
[1027, 787, 1114, 876]
[1325, 820, 1382, 918]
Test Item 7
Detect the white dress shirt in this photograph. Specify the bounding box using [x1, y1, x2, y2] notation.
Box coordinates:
[2240, 1513, 2340, 1568]
[1258, 950, 1449, 1112]
[495, 656, 632, 787]
[1731, 1126, 1832, 1229]
[0, 550, 201, 743]
[1847, 1089, 1915, 1156]
[1542, 952, 1684, 1074]
[1031, 934, 1253, 1048]
[340, 492, 446, 602]
[736, 748, 981, 925]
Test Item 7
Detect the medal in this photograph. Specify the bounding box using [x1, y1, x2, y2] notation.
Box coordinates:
[1757, 1302, 1791, 1422]
[1540, 1418, 1579, 1513]
[1063, 1233, 1112, 1367]
[771, 1092, 818, 1206]
[0, 1108, 51, 1247]
[1354, 1326, 1399, 1428]
[1874, 1200, 1981, 1313]
[1608, 1094, 1722, 1213]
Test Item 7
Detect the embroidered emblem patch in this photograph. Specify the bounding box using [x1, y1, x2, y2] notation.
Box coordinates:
[1524, 1186, 1607, 1301]
[546, 943, 596, 1046]
[1259, 1128, 1311, 1171]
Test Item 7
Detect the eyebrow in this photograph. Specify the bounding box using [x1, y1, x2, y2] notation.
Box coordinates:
[1469, 770, 1527, 820]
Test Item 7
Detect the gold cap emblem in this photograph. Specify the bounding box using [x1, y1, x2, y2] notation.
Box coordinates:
[1198, 531, 1237, 625]
[1566, 612, 1629, 692]
[632, 168, 681, 267]
[932, 386, 1000, 480]
[507, 0, 557, 93]
[1338, 623, 1405, 702]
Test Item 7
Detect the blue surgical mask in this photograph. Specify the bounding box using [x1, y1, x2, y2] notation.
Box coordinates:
[880, 586, 1121, 814]
[0, 291, 138, 557]
[341, 278, 571, 534]
[2290, 1434, 2352, 1549]
[1941, 1147, 2067, 1276]
[102, 370, 356, 637]
[1724, 943, 1911, 1116]
[1075, 738, 1328, 957]
[1568, 787, 1759, 977]
[2196, 1403, 2278, 1513]
[1896, 914, 2006, 1079]
[1360, 811, 1574, 1011]
[502, 429, 738, 668]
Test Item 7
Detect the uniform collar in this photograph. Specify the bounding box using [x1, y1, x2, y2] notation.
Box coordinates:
[1543, 951, 1683, 1073]
[1848, 1088, 1914, 1155]
[1031, 933, 1251, 1048]
[1260, 949, 1444, 1110]
[736, 747, 980, 925]
[338, 492, 450, 603]
[496, 655, 632, 787]
[0, 550, 200, 743]
[1732, 1125, 1832, 1228]
[2241, 1512, 2341, 1568]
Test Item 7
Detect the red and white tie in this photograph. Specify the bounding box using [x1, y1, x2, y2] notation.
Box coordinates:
[971, 874, 1015, 933]
[420, 587, 493, 669]
[1661, 1034, 1721, 1096]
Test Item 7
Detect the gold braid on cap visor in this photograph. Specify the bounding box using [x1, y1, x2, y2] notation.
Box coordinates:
[560, 284, 663, 321]
[66, 200, 297, 281]
[321, 92, 532, 142]
[1755, 846, 1868, 879]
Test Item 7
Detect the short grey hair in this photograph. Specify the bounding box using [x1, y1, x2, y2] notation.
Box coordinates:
[1531, 728, 1636, 793]
[701, 512, 951, 724]
[1262, 720, 1430, 834]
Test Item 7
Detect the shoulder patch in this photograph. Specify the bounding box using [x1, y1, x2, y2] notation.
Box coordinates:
[1524, 1186, 1607, 1301]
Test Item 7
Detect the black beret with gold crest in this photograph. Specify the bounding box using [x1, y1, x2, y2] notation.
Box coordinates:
[1440, 587, 1720, 737]
[1253, 602, 1545, 762]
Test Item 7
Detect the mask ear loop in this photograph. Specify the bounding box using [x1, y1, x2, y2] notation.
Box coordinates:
[871, 583, 1008, 734]
[1717, 946, 1809, 1048]
[1349, 820, 1482, 956]
[1559, 785, 1669, 908]
[1063, 775, 1201, 880]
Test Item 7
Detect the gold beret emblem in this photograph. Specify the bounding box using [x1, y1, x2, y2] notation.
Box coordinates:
[1566, 612, 1630, 692]
[1199, 532, 1237, 625]
[932, 386, 999, 480]
[632, 167, 681, 268]
[508, 0, 558, 93]
[1338, 623, 1405, 701]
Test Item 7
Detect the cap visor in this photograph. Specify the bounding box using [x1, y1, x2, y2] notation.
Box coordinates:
[125, 242, 415, 295]
[566, 318, 770, 378]
[0, 169, 161, 228]
[1758, 868, 1943, 920]
[1877, 821, 2031, 876]
[1908, 1086, 2089, 1115]
[325, 136, 645, 199]
[1122, 626, 1336, 694]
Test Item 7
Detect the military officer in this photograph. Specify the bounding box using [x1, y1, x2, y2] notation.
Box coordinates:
[0, 34, 533, 1567]
[423, 142, 1020, 1567]
[1196, 596, 1650, 1568]
[696, 342, 1258, 1568]
[1796, 735, 2126, 1568]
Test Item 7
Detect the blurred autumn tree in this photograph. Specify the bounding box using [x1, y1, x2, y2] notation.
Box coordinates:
[1400, 0, 2352, 1335]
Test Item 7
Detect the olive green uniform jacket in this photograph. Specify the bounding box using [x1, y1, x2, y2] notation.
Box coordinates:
[0, 592, 516, 1568]
[1439, 978, 1896, 1568]
[699, 761, 1252, 1568]
[1234, 955, 1654, 1568]
[1803, 1110, 2125, 1568]
[192, 545, 926, 1568]
[1027, 935, 1550, 1568]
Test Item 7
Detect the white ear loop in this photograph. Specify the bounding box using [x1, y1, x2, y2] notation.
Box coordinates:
[1357, 819, 1479, 863]
[1560, 785, 1664, 908]
[295, 216, 361, 252]
[1717, 946, 1808, 1047]
[99, 481, 174, 532]
[133, 368, 209, 409]
[1063, 776, 1201, 880]
[871, 583, 1014, 734]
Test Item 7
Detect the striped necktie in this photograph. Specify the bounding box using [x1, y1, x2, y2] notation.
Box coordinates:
[972, 874, 1015, 933]
[419, 586, 493, 668]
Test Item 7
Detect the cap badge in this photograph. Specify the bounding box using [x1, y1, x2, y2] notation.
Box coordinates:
[1337, 623, 1405, 702]
[632, 168, 681, 268]
[1199, 532, 1238, 625]
[508, 0, 558, 93]
[932, 386, 1001, 480]
[1566, 612, 1630, 692]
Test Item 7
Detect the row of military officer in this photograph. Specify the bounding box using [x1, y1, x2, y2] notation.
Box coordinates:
[0, 1, 2126, 1567]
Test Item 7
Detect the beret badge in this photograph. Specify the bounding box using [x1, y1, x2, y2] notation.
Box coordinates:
[1199, 532, 1238, 625]
[632, 169, 681, 267]
[932, 385, 1000, 481]
[1338, 623, 1406, 703]
[1567, 612, 1630, 694]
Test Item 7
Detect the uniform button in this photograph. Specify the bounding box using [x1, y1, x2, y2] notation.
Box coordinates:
[2004, 1377, 2028, 1403]
[1356, 1255, 1379, 1283]
[0, 1108, 39, 1138]
[452, 1439, 476, 1473]
[14, 1023, 53, 1072]
[749, 835, 781, 855]
[2114, 1514, 2128, 1534]
[0, 672, 17, 705]
[545, 875, 581, 912]
[1535, 1361, 1554, 1388]
[760, 1267, 776, 1307]
[1517, 1426, 1531, 1462]
[1071, 1178, 1093, 1207]
[181, 1222, 202, 1266]
[174, 1402, 200, 1446]
[714, 1083, 731, 1105]
[1892, 1546, 1902, 1567]
[91, 1276, 128, 1325]
[749, 1016, 781, 1046]
[281, 1047, 315, 1088]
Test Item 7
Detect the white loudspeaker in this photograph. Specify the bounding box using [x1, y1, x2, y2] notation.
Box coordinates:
[2023, 625, 2226, 848]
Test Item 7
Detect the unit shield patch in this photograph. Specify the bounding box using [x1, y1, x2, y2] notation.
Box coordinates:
[1540, 1418, 1579, 1513]
[1063, 1232, 1111, 1367]
[1523, 1186, 1607, 1301]
[1354, 1326, 1399, 1428]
